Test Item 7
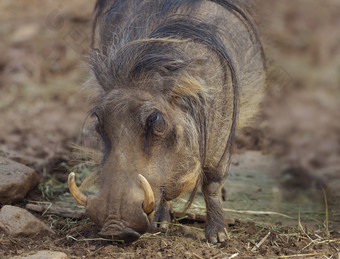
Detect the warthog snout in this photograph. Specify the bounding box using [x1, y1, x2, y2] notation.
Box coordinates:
[98, 223, 141, 242]
[68, 172, 155, 242]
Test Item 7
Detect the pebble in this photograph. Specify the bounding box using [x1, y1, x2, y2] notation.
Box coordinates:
[13, 250, 68, 259]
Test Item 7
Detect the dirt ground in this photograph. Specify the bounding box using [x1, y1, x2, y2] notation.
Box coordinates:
[0, 0, 339, 258]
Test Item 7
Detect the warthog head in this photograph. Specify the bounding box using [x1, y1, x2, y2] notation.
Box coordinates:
[69, 84, 203, 241]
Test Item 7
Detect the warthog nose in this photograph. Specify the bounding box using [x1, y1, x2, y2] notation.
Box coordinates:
[99, 227, 141, 242]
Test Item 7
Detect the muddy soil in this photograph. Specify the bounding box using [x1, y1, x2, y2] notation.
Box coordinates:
[0, 0, 339, 258]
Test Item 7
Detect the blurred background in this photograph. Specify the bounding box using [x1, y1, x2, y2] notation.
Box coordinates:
[250, 0, 340, 192]
[0, 0, 339, 225]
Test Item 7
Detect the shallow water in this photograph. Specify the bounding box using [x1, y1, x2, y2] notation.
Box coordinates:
[175, 151, 340, 231]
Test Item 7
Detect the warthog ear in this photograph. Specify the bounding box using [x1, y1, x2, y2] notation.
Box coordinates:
[170, 73, 207, 103]
[188, 58, 209, 67]
[160, 58, 208, 102]
[90, 48, 113, 92]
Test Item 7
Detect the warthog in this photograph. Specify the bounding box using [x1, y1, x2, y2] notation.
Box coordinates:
[68, 0, 265, 243]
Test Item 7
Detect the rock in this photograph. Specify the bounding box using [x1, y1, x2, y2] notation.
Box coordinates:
[0, 205, 55, 236]
[0, 146, 35, 167]
[0, 156, 39, 203]
[14, 250, 68, 259]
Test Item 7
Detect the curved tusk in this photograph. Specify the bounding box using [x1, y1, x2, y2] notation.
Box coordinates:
[138, 174, 155, 216]
[68, 172, 87, 207]
[147, 210, 155, 222]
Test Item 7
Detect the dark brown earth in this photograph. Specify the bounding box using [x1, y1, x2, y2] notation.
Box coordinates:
[0, 0, 339, 258]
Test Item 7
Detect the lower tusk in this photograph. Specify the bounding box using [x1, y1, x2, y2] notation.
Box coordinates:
[147, 210, 155, 222]
[138, 174, 155, 215]
[68, 172, 87, 207]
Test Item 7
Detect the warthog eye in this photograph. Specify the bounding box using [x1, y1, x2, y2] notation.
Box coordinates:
[146, 111, 165, 134]
[144, 111, 168, 153]
[92, 111, 112, 157]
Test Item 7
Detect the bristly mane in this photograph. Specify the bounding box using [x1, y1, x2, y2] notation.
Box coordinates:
[90, 0, 262, 208]
[90, 0, 259, 92]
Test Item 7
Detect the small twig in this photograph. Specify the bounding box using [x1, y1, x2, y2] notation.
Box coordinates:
[301, 240, 314, 251]
[279, 252, 325, 258]
[311, 239, 340, 244]
[161, 239, 168, 247]
[298, 212, 302, 228]
[224, 227, 231, 240]
[315, 233, 323, 239]
[298, 212, 314, 242]
[227, 253, 239, 259]
[41, 202, 53, 216]
[26, 203, 86, 219]
[66, 235, 124, 243]
[175, 215, 189, 221]
[329, 243, 339, 253]
[192, 252, 204, 259]
[322, 188, 330, 239]
[26, 200, 53, 204]
[251, 231, 271, 251]
[222, 208, 293, 219]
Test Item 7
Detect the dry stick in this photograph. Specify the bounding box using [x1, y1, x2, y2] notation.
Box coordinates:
[322, 188, 330, 239]
[41, 202, 53, 217]
[297, 212, 314, 243]
[251, 231, 271, 251]
[66, 235, 124, 243]
[224, 227, 231, 240]
[228, 253, 239, 259]
[314, 239, 340, 244]
[25, 203, 86, 219]
[192, 252, 204, 259]
[301, 240, 314, 251]
[222, 208, 293, 219]
[297, 211, 303, 232]
[279, 252, 325, 258]
[180, 199, 293, 219]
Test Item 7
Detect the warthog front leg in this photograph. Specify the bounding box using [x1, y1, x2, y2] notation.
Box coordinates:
[202, 178, 227, 243]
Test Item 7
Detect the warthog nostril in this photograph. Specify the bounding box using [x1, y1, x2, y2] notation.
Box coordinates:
[99, 227, 141, 242]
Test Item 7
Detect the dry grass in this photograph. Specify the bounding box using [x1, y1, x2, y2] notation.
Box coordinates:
[19, 187, 340, 258]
